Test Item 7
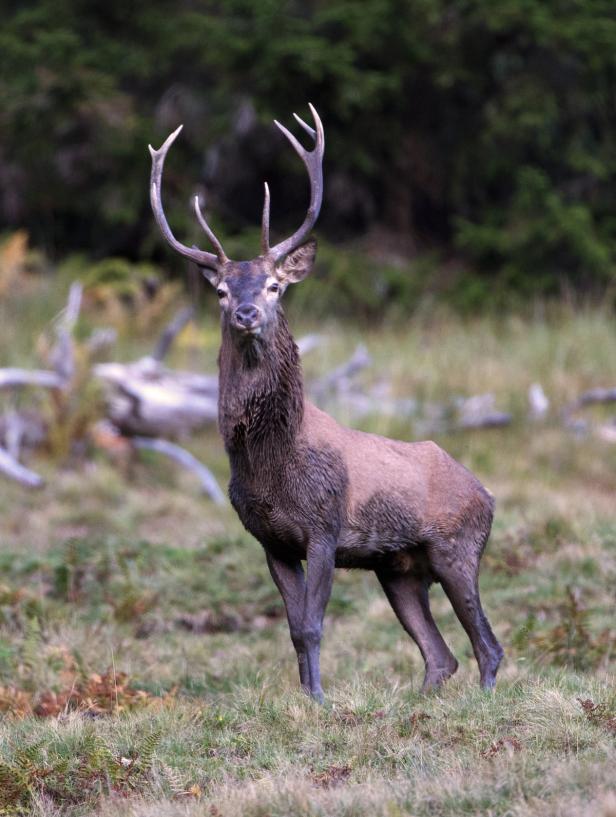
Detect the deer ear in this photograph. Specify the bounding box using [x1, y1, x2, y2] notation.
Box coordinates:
[277, 238, 317, 284]
[194, 248, 221, 287]
[200, 266, 221, 287]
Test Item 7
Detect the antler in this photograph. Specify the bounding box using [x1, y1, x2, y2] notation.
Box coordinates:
[149, 125, 227, 269]
[261, 103, 325, 262]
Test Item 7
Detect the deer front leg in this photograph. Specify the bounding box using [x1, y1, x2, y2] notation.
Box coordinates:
[302, 539, 336, 703]
[265, 552, 310, 692]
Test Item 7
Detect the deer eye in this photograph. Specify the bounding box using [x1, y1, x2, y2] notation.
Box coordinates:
[268, 282, 280, 293]
[216, 288, 227, 299]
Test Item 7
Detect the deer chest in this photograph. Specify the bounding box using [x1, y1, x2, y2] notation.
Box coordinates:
[229, 478, 308, 558]
[227, 442, 349, 558]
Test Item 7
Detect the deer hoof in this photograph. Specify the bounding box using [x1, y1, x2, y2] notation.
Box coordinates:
[310, 688, 325, 705]
[421, 659, 459, 692]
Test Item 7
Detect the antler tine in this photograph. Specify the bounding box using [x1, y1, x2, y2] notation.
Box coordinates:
[273, 119, 307, 160]
[268, 104, 325, 263]
[293, 112, 316, 140]
[193, 196, 228, 262]
[309, 101, 325, 156]
[149, 126, 221, 270]
[261, 182, 271, 254]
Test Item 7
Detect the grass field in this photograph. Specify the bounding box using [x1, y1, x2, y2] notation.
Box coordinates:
[0, 278, 615, 815]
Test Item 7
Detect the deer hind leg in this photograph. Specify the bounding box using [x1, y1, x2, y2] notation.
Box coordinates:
[376, 569, 458, 691]
[430, 531, 503, 689]
[438, 569, 503, 689]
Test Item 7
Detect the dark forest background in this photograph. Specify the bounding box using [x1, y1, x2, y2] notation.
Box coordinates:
[2, 0, 616, 310]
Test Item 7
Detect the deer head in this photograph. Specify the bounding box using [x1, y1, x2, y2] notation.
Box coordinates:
[149, 105, 324, 340]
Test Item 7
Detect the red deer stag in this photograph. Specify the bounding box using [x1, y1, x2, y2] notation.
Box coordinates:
[149, 105, 503, 702]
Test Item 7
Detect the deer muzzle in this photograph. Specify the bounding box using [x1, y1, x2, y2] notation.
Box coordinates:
[234, 303, 262, 333]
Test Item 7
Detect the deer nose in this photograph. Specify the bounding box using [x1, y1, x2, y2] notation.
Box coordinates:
[234, 303, 260, 328]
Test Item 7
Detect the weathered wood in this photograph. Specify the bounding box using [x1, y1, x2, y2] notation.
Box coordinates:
[312, 344, 371, 399]
[11, 279, 616, 503]
[566, 386, 616, 413]
[49, 281, 82, 382]
[455, 393, 512, 430]
[4, 410, 24, 461]
[93, 330, 327, 439]
[296, 333, 323, 356]
[86, 327, 117, 356]
[457, 411, 512, 430]
[0, 283, 84, 393]
[0, 283, 83, 490]
[528, 383, 549, 420]
[0, 369, 65, 390]
[152, 306, 194, 362]
[562, 385, 616, 434]
[0, 446, 44, 488]
[132, 436, 225, 504]
[94, 357, 218, 437]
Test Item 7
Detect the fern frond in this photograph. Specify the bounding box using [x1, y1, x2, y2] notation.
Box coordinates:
[20, 616, 43, 686]
[13, 741, 43, 772]
[161, 763, 188, 795]
[133, 728, 162, 774]
[0, 760, 30, 808]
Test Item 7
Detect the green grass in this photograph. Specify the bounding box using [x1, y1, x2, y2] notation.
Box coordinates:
[0, 280, 615, 815]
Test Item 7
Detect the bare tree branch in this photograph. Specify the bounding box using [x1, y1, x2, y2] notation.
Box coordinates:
[152, 306, 195, 362]
[49, 281, 83, 383]
[0, 446, 44, 488]
[0, 410, 47, 451]
[0, 284, 83, 393]
[0, 369, 65, 390]
[4, 410, 24, 461]
[565, 387, 616, 414]
[312, 344, 372, 399]
[86, 327, 117, 356]
[296, 333, 323, 356]
[456, 411, 512, 430]
[132, 436, 225, 504]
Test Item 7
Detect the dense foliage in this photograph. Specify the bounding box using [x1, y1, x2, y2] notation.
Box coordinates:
[1, 0, 616, 297]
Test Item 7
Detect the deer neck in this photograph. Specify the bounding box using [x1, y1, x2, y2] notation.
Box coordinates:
[218, 311, 304, 471]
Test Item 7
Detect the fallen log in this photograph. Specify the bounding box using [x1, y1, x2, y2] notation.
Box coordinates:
[94, 326, 329, 439]
[93, 306, 218, 437]
[94, 357, 219, 437]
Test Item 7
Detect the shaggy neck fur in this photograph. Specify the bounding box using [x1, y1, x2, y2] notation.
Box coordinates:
[218, 309, 304, 477]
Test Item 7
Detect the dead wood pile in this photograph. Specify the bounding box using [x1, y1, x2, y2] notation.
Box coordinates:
[2, 285, 615, 495]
